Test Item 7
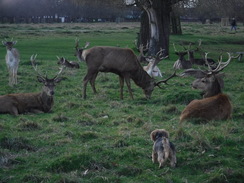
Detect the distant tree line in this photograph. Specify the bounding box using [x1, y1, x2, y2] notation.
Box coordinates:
[0, 0, 139, 23]
[175, 0, 244, 23]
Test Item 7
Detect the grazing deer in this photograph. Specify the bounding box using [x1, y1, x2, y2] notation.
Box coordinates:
[179, 53, 233, 122]
[2, 39, 20, 86]
[57, 56, 80, 69]
[137, 43, 166, 77]
[172, 43, 192, 70]
[74, 39, 176, 99]
[0, 55, 64, 115]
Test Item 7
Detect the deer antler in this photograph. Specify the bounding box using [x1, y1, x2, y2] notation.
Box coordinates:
[155, 71, 177, 88]
[75, 38, 80, 50]
[207, 52, 232, 74]
[53, 65, 65, 80]
[30, 54, 46, 80]
[84, 42, 90, 49]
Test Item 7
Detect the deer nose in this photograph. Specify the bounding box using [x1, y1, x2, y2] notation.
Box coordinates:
[50, 91, 55, 95]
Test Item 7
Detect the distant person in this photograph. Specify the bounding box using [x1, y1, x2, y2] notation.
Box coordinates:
[231, 18, 237, 31]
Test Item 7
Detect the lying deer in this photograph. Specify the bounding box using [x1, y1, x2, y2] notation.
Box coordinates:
[179, 53, 233, 122]
[172, 43, 192, 70]
[185, 40, 215, 66]
[74, 39, 176, 99]
[2, 39, 20, 86]
[57, 56, 80, 69]
[0, 55, 64, 115]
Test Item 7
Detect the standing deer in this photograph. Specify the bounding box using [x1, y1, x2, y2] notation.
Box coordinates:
[74, 40, 176, 99]
[172, 43, 192, 70]
[57, 56, 80, 69]
[2, 39, 20, 86]
[0, 55, 64, 115]
[179, 53, 233, 122]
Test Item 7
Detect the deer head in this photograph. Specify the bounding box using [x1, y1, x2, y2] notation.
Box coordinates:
[56, 56, 65, 65]
[30, 54, 64, 96]
[180, 52, 232, 98]
[74, 38, 90, 62]
[173, 43, 188, 59]
[143, 48, 168, 77]
[2, 38, 17, 51]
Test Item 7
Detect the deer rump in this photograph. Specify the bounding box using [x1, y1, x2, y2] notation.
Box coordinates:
[180, 93, 232, 122]
[0, 93, 53, 115]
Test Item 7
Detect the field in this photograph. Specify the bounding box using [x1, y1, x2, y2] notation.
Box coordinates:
[0, 22, 244, 183]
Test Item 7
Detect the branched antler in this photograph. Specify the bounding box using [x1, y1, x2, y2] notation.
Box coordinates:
[155, 71, 177, 88]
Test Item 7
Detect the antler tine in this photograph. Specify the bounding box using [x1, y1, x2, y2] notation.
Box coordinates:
[155, 71, 177, 88]
[204, 52, 212, 70]
[173, 43, 177, 52]
[188, 43, 192, 50]
[156, 48, 167, 60]
[231, 53, 241, 59]
[198, 39, 202, 47]
[84, 42, 90, 49]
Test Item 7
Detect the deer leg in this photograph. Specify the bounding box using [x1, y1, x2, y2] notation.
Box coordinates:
[124, 76, 134, 99]
[9, 69, 13, 86]
[83, 71, 96, 99]
[90, 72, 98, 94]
[119, 76, 124, 100]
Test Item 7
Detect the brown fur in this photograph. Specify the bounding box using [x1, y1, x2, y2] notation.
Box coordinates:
[179, 54, 233, 122]
[76, 46, 155, 99]
[0, 77, 62, 115]
[180, 93, 232, 122]
[150, 129, 177, 168]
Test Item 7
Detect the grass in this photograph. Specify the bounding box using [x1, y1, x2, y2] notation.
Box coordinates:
[0, 22, 244, 183]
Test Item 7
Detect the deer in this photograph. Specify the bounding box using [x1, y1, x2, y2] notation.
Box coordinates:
[136, 43, 166, 77]
[0, 55, 64, 115]
[57, 56, 80, 69]
[172, 43, 192, 70]
[2, 39, 20, 86]
[184, 40, 215, 67]
[74, 39, 176, 100]
[179, 52, 233, 122]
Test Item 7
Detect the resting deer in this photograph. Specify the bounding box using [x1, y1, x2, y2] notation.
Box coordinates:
[0, 55, 64, 115]
[179, 53, 233, 122]
[74, 39, 176, 99]
[137, 43, 166, 77]
[2, 39, 20, 86]
[185, 40, 215, 66]
[57, 56, 80, 69]
[173, 43, 192, 70]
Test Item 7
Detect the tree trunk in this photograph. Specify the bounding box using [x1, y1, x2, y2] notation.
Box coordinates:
[138, 0, 172, 56]
[171, 11, 182, 35]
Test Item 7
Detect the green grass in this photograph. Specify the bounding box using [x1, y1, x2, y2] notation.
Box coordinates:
[0, 22, 243, 183]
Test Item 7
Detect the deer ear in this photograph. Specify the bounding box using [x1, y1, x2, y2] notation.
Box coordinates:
[37, 76, 45, 83]
[54, 77, 63, 83]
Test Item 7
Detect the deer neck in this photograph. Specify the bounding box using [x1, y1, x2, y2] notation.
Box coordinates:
[39, 90, 54, 112]
[131, 67, 153, 89]
[203, 80, 222, 98]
